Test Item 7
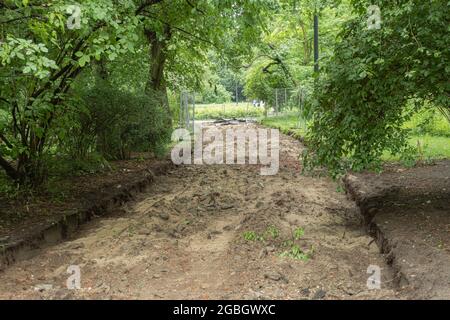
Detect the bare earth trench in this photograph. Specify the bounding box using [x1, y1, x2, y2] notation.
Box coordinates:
[0, 124, 404, 300]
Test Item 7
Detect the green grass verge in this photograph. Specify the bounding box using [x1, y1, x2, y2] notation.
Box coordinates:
[260, 113, 450, 164]
[404, 108, 450, 137]
[194, 103, 265, 120]
[258, 113, 307, 139]
[382, 135, 450, 162]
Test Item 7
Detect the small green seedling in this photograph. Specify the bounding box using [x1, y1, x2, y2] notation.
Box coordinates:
[265, 225, 280, 240]
[282, 240, 294, 248]
[294, 227, 305, 240]
[280, 244, 314, 261]
[336, 185, 344, 193]
[243, 231, 264, 242]
[279, 227, 313, 261]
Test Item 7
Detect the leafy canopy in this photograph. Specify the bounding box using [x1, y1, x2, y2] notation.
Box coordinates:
[304, 0, 450, 177]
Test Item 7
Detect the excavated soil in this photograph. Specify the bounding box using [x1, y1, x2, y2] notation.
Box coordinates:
[0, 158, 170, 241]
[0, 124, 403, 300]
[344, 162, 450, 299]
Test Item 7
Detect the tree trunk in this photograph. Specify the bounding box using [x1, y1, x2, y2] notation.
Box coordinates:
[145, 26, 172, 119]
[95, 57, 109, 82]
[0, 133, 46, 185]
[299, 21, 311, 65]
[0, 154, 19, 181]
[145, 24, 171, 92]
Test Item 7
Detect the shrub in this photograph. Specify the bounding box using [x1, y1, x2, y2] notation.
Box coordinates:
[303, 0, 449, 178]
[65, 81, 171, 160]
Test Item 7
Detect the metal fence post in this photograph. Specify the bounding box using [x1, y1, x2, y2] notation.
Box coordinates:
[185, 93, 189, 129]
[192, 93, 195, 132]
[275, 89, 279, 116]
[179, 92, 183, 128]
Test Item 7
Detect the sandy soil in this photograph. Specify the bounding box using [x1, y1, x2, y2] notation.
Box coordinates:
[345, 161, 450, 299]
[0, 124, 403, 300]
[0, 157, 167, 240]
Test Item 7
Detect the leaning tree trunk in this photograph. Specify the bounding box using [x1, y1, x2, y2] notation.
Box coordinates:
[437, 105, 450, 123]
[0, 124, 47, 185]
[0, 154, 19, 181]
[145, 25, 172, 124]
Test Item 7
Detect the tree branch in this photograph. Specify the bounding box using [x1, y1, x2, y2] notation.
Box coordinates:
[0, 14, 46, 24]
[136, 0, 164, 15]
[142, 11, 218, 49]
[185, 0, 206, 15]
[0, 152, 18, 181]
[0, 133, 13, 149]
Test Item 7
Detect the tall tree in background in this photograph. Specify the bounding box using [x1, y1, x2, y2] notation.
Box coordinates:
[304, 0, 450, 177]
[0, 0, 276, 185]
[137, 0, 276, 108]
[243, 0, 350, 102]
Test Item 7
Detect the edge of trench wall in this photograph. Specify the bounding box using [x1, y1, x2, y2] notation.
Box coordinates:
[0, 160, 174, 271]
[343, 175, 410, 290]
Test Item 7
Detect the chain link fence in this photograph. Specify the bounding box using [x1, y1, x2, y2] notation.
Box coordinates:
[179, 91, 196, 130]
[178, 86, 311, 130]
[266, 86, 311, 130]
[271, 87, 308, 114]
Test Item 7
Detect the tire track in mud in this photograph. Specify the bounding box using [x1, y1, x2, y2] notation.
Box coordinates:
[0, 124, 404, 300]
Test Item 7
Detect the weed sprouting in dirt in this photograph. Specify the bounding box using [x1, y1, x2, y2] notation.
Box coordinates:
[265, 225, 280, 240]
[293, 227, 305, 240]
[243, 231, 264, 242]
[280, 227, 314, 261]
[243, 226, 313, 262]
[243, 226, 281, 242]
[280, 244, 314, 261]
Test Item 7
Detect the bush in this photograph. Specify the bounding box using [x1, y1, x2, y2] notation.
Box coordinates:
[200, 84, 232, 104]
[303, 0, 449, 178]
[63, 81, 171, 160]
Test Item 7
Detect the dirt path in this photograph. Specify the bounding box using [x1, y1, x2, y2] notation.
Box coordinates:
[0, 124, 403, 300]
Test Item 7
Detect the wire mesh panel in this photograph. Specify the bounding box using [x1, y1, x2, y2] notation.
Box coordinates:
[274, 88, 292, 114]
[271, 87, 308, 112]
[179, 91, 196, 130]
[270, 87, 310, 130]
[294, 87, 308, 130]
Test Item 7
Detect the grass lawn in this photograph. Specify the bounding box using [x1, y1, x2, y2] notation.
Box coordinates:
[258, 112, 307, 138]
[382, 135, 450, 162]
[260, 113, 450, 162]
[194, 103, 264, 120]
